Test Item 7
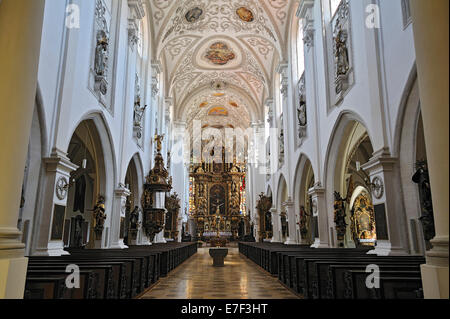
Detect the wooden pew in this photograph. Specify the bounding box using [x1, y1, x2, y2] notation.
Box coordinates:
[341, 269, 422, 299]
[27, 262, 119, 299]
[25, 242, 197, 299]
[345, 271, 423, 299]
[24, 276, 68, 299]
[308, 257, 424, 299]
[25, 269, 98, 299]
[29, 256, 132, 299]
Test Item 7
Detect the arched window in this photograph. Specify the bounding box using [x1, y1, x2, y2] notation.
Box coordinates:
[137, 20, 144, 57]
[297, 19, 305, 79]
[330, 0, 342, 17]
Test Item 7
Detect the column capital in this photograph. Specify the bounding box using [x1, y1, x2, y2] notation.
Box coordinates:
[128, 0, 145, 20]
[361, 153, 397, 174]
[296, 0, 314, 19]
[264, 98, 274, 107]
[151, 60, 162, 74]
[114, 187, 131, 198]
[308, 185, 325, 197]
[44, 150, 79, 175]
[276, 62, 289, 75]
[282, 198, 295, 208]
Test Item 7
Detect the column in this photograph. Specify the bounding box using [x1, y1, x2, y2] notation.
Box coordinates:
[284, 199, 298, 245]
[0, 0, 45, 298]
[361, 150, 409, 256]
[34, 150, 78, 256]
[109, 187, 131, 249]
[270, 208, 282, 243]
[308, 186, 330, 248]
[410, 0, 449, 299]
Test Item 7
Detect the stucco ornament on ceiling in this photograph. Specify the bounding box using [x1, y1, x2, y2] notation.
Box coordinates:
[148, 0, 296, 126]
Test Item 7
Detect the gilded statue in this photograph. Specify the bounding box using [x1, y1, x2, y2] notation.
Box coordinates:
[92, 195, 106, 238]
[154, 134, 164, 153]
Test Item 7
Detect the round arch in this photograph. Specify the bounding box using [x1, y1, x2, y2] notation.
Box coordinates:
[293, 154, 316, 244]
[394, 73, 428, 254]
[324, 111, 375, 247]
[64, 113, 116, 248]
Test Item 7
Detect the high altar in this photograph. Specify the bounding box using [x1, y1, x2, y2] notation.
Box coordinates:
[189, 147, 246, 241]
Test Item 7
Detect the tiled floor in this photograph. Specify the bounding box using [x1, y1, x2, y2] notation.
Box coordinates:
[139, 247, 300, 299]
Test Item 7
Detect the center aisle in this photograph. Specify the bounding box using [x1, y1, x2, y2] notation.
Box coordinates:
[139, 247, 299, 299]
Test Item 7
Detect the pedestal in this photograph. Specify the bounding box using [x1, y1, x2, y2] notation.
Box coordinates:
[209, 248, 228, 267]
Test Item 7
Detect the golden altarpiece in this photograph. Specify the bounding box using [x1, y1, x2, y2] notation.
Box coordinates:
[189, 147, 246, 241]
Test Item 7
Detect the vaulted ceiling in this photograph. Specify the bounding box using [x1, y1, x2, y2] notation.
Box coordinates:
[146, 0, 298, 129]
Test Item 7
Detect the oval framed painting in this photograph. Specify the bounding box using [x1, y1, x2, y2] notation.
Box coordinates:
[204, 42, 236, 66]
[236, 7, 255, 23]
[185, 7, 204, 23]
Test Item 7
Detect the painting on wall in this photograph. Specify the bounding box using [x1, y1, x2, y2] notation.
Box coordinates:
[204, 42, 236, 66]
[185, 7, 204, 23]
[208, 106, 228, 116]
[236, 7, 255, 23]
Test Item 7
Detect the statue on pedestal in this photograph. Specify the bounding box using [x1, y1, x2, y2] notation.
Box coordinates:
[92, 195, 106, 240]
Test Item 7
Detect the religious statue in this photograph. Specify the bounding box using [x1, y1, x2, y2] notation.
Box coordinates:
[299, 205, 310, 240]
[334, 28, 350, 78]
[73, 215, 85, 248]
[230, 181, 240, 211]
[134, 99, 147, 127]
[94, 31, 109, 77]
[297, 74, 307, 137]
[412, 161, 435, 248]
[93, 195, 106, 240]
[129, 206, 141, 231]
[212, 198, 224, 216]
[154, 134, 164, 153]
[133, 74, 146, 139]
[333, 192, 347, 247]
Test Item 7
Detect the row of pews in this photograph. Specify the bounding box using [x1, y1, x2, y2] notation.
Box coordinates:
[24, 242, 197, 299]
[239, 242, 425, 299]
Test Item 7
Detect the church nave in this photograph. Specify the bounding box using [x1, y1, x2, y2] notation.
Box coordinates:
[0, 0, 448, 303]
